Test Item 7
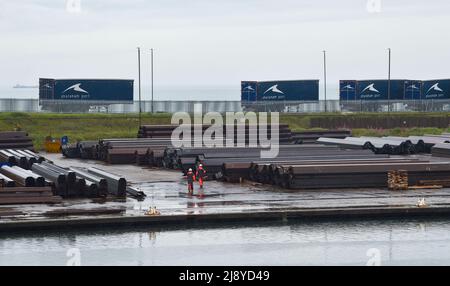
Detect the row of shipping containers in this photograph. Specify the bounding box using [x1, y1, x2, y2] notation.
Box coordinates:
[340, 79, 450, 101]
[241, 80, 319, 102]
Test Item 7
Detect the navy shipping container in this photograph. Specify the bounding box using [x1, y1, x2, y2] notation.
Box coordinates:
[422, 79, 450, 99]
[39, 78, 134, 103]
[404, 80, 422, 100]
[253, 80, 319, 101]
[356, 80, 406, 100]
[241, 81, 258, 101]
[339, 80, 357, 101]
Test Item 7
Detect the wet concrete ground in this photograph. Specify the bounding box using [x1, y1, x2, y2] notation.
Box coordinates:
[1, 153, 450, 224]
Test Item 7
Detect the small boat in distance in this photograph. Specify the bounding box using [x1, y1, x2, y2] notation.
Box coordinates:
[13, 84, 38, 89]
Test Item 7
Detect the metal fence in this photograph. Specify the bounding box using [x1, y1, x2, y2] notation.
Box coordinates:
[2, 98, 450, 113]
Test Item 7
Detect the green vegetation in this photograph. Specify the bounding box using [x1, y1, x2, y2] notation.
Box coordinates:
[0, 112, 449, 150]
[0, 113, 172, 149]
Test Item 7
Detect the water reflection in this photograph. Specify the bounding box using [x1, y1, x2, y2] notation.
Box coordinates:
[0, 218, 448, 266]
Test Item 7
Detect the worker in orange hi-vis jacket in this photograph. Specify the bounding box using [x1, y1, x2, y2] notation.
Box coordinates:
[186, 168, 195, 195]
[196, 164, 207, 189]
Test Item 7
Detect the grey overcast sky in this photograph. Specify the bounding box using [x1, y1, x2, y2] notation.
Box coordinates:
[1, 0, 450, 87]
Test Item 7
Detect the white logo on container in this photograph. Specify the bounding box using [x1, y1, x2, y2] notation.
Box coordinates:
[426, 83, 443, 94]
[342, 84, 354, 90]
[361, 83, 380, 93]
[63, 83, 88, 94]
[264, 84, 284, 94]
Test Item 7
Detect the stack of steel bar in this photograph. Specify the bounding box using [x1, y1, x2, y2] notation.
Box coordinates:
[167, 145, 383, 179]
[292, 130, 351, 144]
[138, 124, 296, 144]
[431, 143, 450, 158]
[221, 152, 397, 184]
[0, 165, 47, 187]
[317, 133, 450, 155]
[0, 187, 62, 205]
[98, 138, 175, 165]
[61, 141, 99, 160]
[0, 131, 34, 150]
[318, 136, 424, 155]
[0, 151, 138, 200]
[0, 163, 63, 205]
[0, 161, 128, 199]
[278, 161, 450, 189]
[0, 149, 45, 169]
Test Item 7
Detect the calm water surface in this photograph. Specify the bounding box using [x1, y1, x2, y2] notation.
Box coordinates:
[0, 218, 449, 266]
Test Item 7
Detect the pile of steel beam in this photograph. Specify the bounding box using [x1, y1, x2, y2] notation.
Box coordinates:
[165, 145, 382, 179]
[221, 151, 392, 184]
[138, 124, 296, 144]
[63, 138, 175, 165]
[0, 187, 62, 205]
[318, 136, 424, 155]
[431, 143, 450, 158]
[278, 161, 450, 189]
[0, 131, 34, 150]
[317, 133, 450, 155]
[0, 149, 45, 169]
[0, 160, 128, 198]
[98, 138, 174, 165]
[292, 130, 351, 144]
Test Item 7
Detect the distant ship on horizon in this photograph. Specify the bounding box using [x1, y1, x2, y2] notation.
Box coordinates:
[13, 84, 38, 89]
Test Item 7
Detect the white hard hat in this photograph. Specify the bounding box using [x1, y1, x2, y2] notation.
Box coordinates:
[199, 164, 203, 167]
[188, 168, 192, 171]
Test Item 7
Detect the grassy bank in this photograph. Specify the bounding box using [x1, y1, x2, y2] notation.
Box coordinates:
[0, 113, 172, 149]
[0, 112, 448, 150]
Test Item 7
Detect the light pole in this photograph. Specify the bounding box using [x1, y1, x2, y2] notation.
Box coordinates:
[151, 48, 154, 113]
[323, 50, 327, 112]
[137, 47, 142, 126]
[387, 48, 391, 113]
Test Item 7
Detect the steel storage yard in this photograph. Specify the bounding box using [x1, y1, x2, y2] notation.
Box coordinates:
[241, 80, 319, 101]
[39, 78, 134, 103]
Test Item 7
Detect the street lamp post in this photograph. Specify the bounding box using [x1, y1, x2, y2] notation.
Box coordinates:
[151, 48, 154, 113]
[323, 50, 327, 113]
[388, 48, 391, 113]
[137, 47, 142, 126]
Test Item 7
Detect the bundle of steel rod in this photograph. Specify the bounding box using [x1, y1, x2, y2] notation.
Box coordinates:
[170, 145, 379, 178]
[0, 173, 15, 187]
[277, 161, 450, 189]
[0, 165, 47, 187]
[0, 149, 44, 169]
[87, 167, 127, 197]
[292, 130, 351, 144]
[388, 170, 408, 191]
[0, 187, 62, 205]
[245, 157, 420, 186]
[68, 167, 108, 198]
[431, 143, 450, 158]
[0, 131, 34, 150]
[318, 136, 422, 155]
[138, 124, 296, 143]
[219, 152, 389, 181]
[98, 138, 175, 164]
